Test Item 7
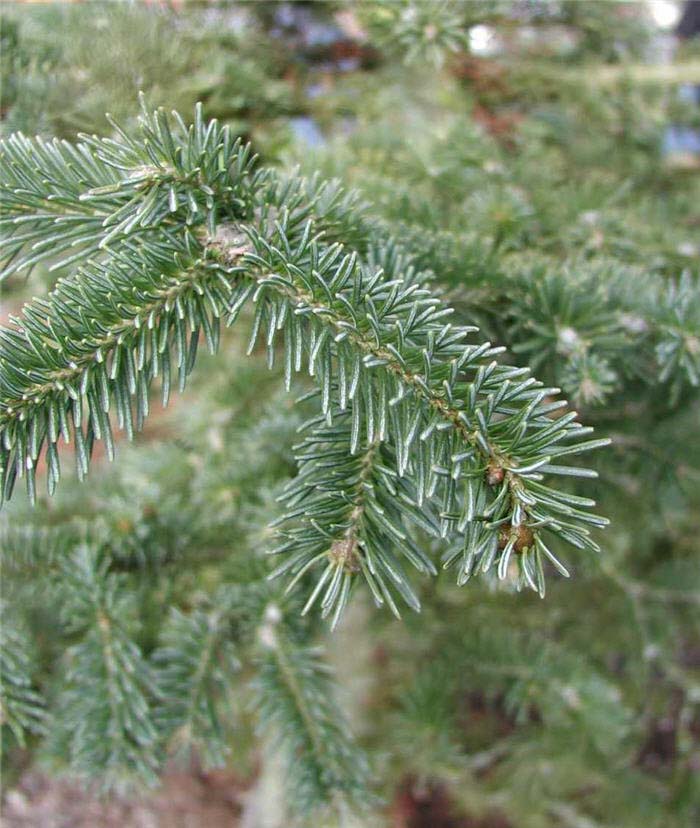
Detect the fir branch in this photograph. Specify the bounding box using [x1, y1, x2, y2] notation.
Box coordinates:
[0, 521, 79, 572]
[0, 95, 257, 280]
[52, 545, 159, 789]
[0, 235, 243, 501]
[656, 271, 700, 396]
[270, 413, 439, 622]
[153, 587, 241, 768]
[0, 101, 610, 620]
[252, 605, 373, 819]
[0, 601, 46, 747]
[0, 131, 118, 280]
[395, 627, 632, 776]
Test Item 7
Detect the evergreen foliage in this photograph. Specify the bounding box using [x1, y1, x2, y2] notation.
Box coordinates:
[252, 607, 373, 818]
[50, 545, 160, 790]
[0, 600, 45, 748]
[0, 2, 295, 144]
[0, 97, 608, 620]
[1, 3, 699, 827]
[153, 586, 241, 768]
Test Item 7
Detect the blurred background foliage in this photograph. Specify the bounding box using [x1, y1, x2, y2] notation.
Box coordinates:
[1, 2, 699, 827]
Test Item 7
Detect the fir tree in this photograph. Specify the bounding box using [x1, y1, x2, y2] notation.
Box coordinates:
[1, 3, 699, 827]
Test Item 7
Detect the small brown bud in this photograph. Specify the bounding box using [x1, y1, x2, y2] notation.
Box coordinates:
[497, 524, 535, 553]
[328, 537, 361, 573]
[207, 224, 251, 265]
[486, 463, 505, 486]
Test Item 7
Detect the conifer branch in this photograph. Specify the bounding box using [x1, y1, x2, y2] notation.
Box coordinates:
[154, 588, 241, 768]
[0, 601, 46, 747]
[270, 414, 439, 622]
[253, 605, 372, 818]
[0, 101, 610, 620]
[52, 546, 159, 788]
